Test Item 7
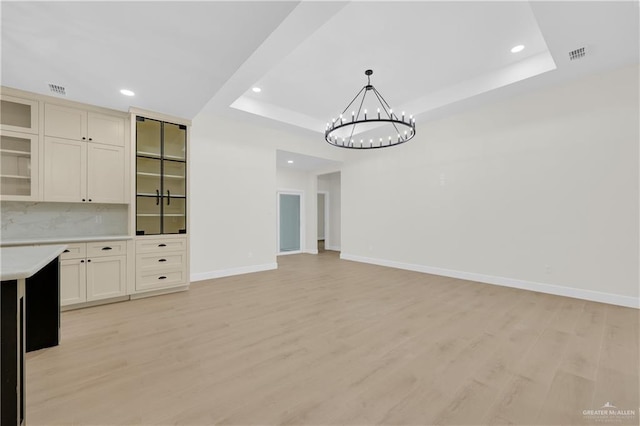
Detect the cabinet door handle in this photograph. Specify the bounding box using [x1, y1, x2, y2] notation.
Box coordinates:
[158, 258, 167, 262]
[87, 259, 91, 262]
[158, 243, 166, 247]
[167, 190, 171, 205]
[82, 137, 86, 140]
[63, 249, 70, 253]
[88, 137, 93, 141]
[158, 276, 167, 280]
[156, 189, 160, 205]
[82, 198, 86, 202]
[80, 260, 85, 263]
[101, 247, 112, 251]
[88, 199, 92, 202]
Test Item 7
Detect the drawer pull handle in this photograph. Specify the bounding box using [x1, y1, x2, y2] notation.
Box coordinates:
[158, 243, 167, 247]
[158, 276, 167, 280]
[101, 247, 112, 251]
[158, 258, 167, 262]
[63, 249, 70, 253]
[80, 260, 84, 263]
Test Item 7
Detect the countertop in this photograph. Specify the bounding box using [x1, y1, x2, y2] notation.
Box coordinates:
[1, 245, 68, 281]
[0, 235, 133, 247]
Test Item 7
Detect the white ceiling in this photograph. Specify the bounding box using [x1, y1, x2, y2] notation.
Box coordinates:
[2, 1, 638, 132]
[1, 1, 298, 118]
[237, 1, 551, 122]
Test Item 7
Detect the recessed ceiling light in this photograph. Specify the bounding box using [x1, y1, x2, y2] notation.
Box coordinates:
[287, 160, 294, 164]
[252, 87, 262, 93]
[510, 45, 525, 53]
[120, 89, 135, 96]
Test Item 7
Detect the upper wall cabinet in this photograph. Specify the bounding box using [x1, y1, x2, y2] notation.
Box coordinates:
[44, 137, 126, 203]
[0, 95, 39, 134]
[136, 116, 187, 235]
[0, 130, 39, 201]
[45, 104, 125, 146]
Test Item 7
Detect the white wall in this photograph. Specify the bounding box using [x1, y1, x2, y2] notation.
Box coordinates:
[341, 64, 639, 307]
[190, 112, 342, 280]
[276, 167, 318, 253]
[318, 172, 341, 250]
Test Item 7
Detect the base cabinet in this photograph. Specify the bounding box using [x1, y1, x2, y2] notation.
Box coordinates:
[135, 236, 188, 292]
[59, 241, 128, 306]
[60, 259, 86, 306]
[86, 256, 126, 301]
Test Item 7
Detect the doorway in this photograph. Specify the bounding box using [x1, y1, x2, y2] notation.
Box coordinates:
[317, 191, 329, 252]
[277, 191, 303, 254]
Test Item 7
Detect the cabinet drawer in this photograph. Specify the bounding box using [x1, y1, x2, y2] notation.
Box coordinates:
[87, 240, 127, 257]
[136, 237, 186, 253]
[136, 251, 185, 272]
[60, 243, 86, 260]
[136, 269, 186, 291]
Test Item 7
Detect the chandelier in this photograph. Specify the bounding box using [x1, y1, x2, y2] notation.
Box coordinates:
[325, 69, 416, 149]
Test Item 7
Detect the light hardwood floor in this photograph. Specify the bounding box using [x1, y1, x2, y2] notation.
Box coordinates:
[26, 251, 639, 425]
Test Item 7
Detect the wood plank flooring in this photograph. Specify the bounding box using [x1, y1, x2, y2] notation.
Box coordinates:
[26, 251, 639, 425]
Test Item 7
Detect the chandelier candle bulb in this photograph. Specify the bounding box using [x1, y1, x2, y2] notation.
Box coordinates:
[364, 109, 367, 119]
[377, 108, 380, 119]
[402, 111, 405, 122]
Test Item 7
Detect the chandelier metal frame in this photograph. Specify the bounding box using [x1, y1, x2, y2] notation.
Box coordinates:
[325, 69, 416, 149]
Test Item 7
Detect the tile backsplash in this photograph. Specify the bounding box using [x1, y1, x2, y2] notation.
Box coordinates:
[0, 202, 128, 240]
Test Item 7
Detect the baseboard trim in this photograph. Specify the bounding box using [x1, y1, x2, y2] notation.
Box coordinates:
[340, 253, 639, 309]
[304, 249, 319, 254]
[326, 245, 341, 251]
[191, 262, 278, 282]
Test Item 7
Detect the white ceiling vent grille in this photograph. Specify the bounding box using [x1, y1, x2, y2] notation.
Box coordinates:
[48, 83, 66, 95]
[569, 47, 586, 61]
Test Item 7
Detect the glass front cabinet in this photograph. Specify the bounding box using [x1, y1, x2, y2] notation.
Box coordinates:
[0, 95, 40, 201]
[135, 116, 187, 235]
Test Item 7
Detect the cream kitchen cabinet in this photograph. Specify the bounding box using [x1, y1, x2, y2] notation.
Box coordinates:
[44, 137, 126, 203]
[44, 103, 125, 146]
[60, 258, 86, 306]
[0, 130, 39, 201]
[135, 236, 188, 292]
[1, 95, 39, 134]
[60, 241, 127, 306]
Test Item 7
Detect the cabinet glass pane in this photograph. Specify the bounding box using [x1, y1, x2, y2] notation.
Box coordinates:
[163, 161, 186, 197]
[136, 118, 161, 157]
[164, 197, 186, 234]
[136, 157, 161, 196]
[1, 134, 32, 196]
[137, 196, 161, 235]
[163, 123, 186, 160]
[1, 100, 32, 129]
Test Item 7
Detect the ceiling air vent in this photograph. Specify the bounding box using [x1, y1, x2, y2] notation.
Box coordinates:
[569, 47, 586, 61]
[48, 83, 66, 95]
